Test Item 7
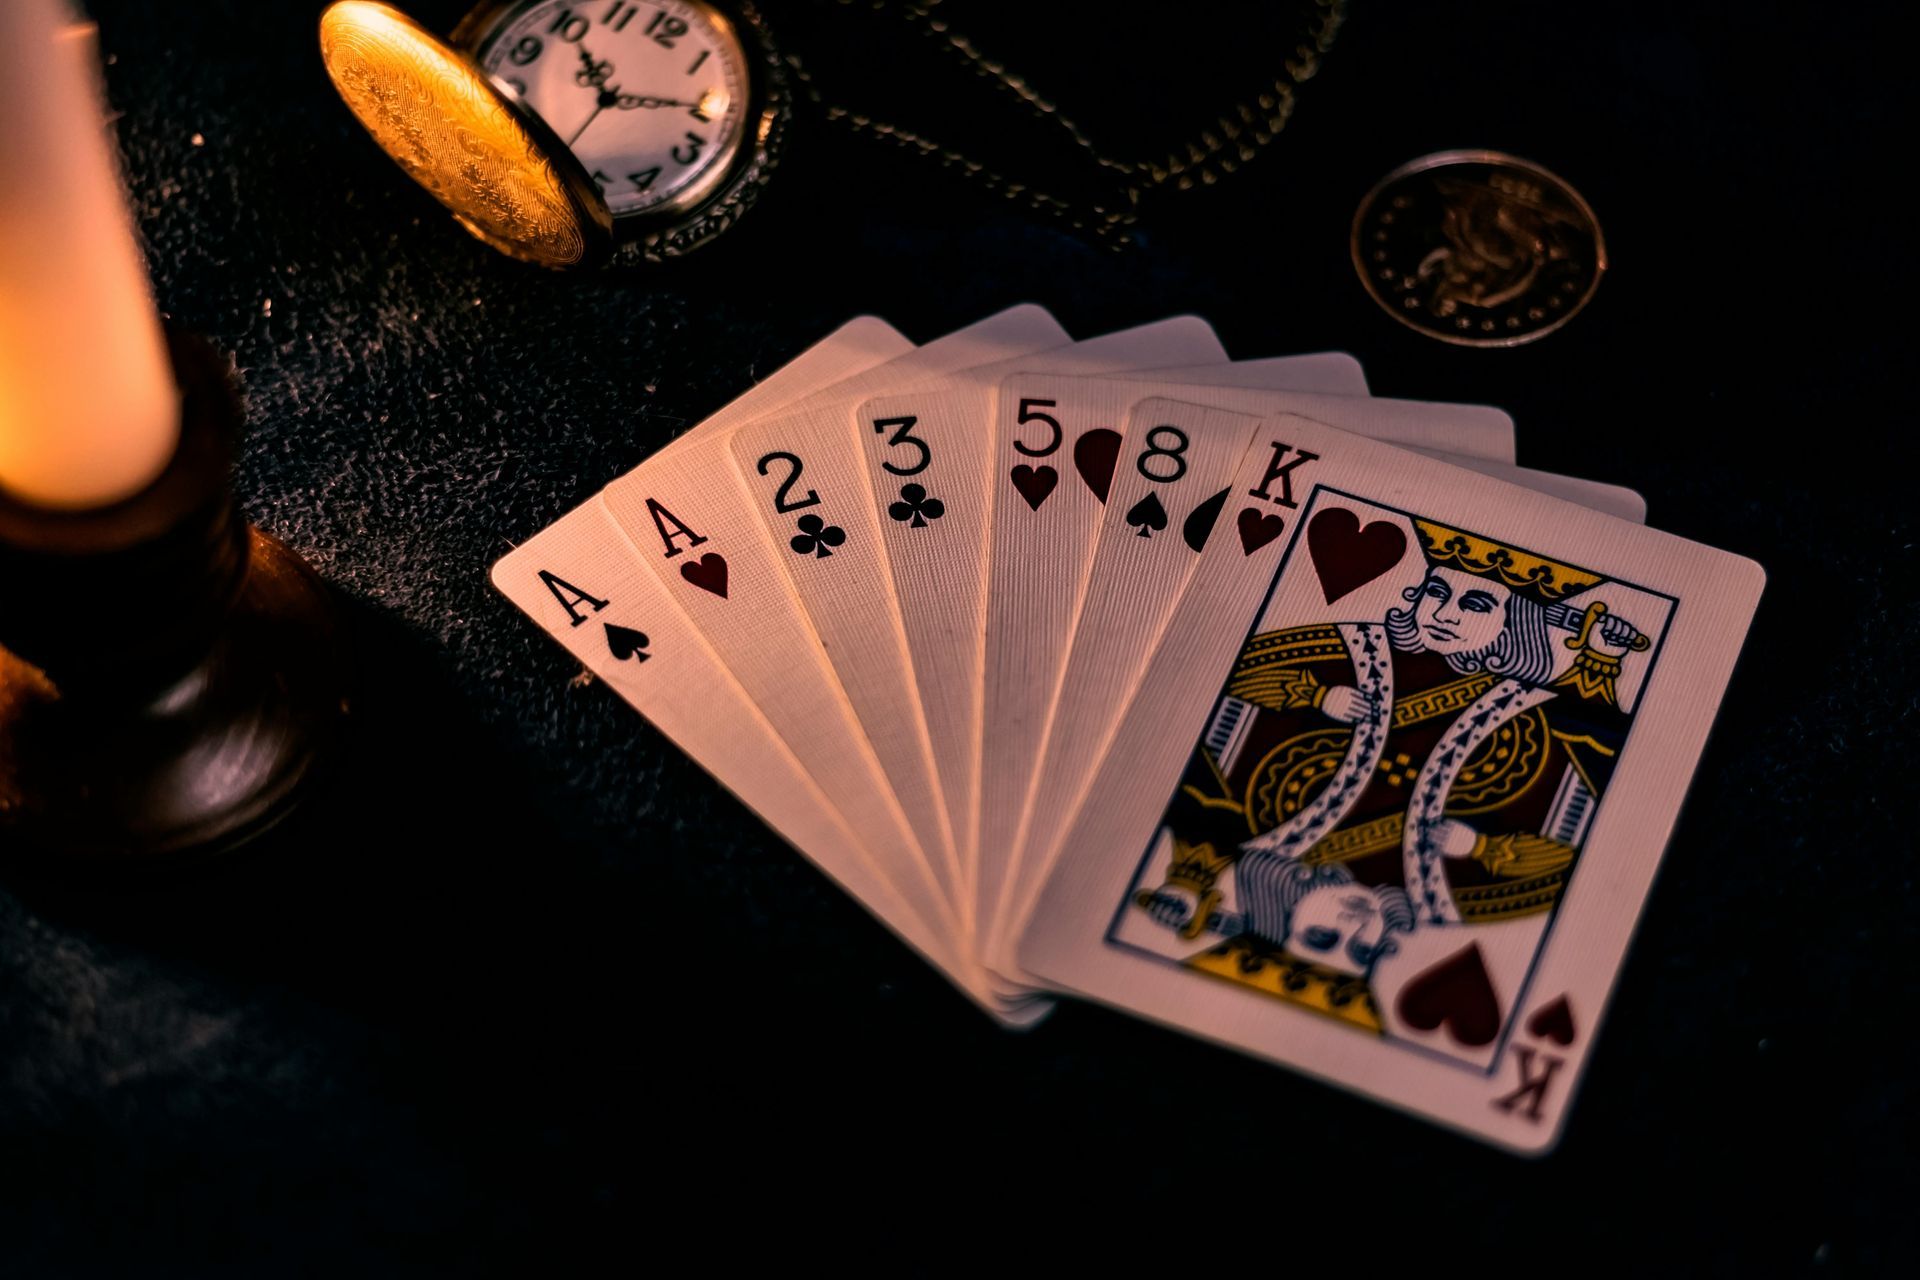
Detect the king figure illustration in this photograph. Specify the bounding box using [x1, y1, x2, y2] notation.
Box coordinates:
[1127, 516, 1654, 1033]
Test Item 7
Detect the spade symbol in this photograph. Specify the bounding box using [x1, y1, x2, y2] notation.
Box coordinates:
[1181, 487, 1231, 552]
[603, 623, 650, 663]
[1073, 428, 1123, 503]
[1124, 492, 1168, 538]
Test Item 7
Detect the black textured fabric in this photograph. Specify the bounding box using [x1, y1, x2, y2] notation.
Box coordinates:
[1, 2, 1905, 1272]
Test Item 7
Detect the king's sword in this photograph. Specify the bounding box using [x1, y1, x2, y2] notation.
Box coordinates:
[1545, 599, 1651, 653]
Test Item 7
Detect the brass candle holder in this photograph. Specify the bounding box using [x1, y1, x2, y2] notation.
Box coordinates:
[0, 330, 350, 873]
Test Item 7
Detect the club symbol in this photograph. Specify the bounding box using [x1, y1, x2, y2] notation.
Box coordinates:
[888, 483, 945, 529]
[789, 513, 847, 558]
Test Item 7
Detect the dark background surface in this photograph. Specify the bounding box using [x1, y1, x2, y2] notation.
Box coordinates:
[2, 1, 1908, 1272]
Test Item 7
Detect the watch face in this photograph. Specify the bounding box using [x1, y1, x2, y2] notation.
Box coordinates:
[472, 1, 751, 221]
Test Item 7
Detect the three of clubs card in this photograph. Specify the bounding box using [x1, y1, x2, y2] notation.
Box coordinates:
[493, 306, 1763, 1150]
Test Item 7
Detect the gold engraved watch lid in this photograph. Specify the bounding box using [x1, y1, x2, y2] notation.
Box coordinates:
[319, 1, 611, 268]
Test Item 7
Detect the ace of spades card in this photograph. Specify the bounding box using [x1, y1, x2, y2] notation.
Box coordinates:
[1018, 410, 1763, 1152]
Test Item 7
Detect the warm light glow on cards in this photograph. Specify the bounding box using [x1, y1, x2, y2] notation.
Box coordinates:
[494, 306, 1762, 1150]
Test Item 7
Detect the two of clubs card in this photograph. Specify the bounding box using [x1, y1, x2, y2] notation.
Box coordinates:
[493, 305, 1764, 1153]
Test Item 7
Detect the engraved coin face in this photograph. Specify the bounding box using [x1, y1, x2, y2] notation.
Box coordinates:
[1351, 151, 1606, 347]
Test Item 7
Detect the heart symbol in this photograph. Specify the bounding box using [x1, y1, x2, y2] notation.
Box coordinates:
[1395, 942, 1502, 1047]
[1236, 508, 1286, 555]
[1072, 428, 1122, 504]
[678, 552, 729, 598]
[1307, 507, 1407, 604]
[602, 622, 650, 663]
[1526, 995, 1575, 1046]
[1009, 464, 1058, 511]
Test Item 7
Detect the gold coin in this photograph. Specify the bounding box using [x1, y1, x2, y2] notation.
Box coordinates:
[1351, 151, 1606, 347]
[318, 1, 609, 268]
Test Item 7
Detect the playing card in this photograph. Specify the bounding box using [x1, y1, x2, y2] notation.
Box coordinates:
[647, 318, 911, 455]
[832, 332, 1363, 933]
[694, 305, 1103, 930]
[1440, 458, 1644, 522]
[1014, 408, 1764, 1150]
[1109, 369, 1518, 463]
[1099, 378, 1648, 519]
[491, 318, 1001, 1014]
[1165, 352, 1371, 397]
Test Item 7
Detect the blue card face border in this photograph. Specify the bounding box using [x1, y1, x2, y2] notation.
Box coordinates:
[1102, 484, 1681, 1080]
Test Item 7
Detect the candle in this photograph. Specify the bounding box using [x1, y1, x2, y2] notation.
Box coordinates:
[0, 0, 177, 510]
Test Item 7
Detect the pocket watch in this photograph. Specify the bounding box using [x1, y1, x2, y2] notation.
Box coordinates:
[319, 0, 787, 268]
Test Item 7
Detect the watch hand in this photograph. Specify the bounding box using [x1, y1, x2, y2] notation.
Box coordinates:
[615, 92, 700, 110]
[575, 45, 615, 90]
[565, 46, 627, 146]
[566, 100, 607, 147]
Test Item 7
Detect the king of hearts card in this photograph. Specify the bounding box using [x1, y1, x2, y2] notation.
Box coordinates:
[1109, 489, 1676, 1105]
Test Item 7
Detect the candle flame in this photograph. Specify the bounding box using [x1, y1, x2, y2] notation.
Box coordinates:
[0, 0, 179, 510]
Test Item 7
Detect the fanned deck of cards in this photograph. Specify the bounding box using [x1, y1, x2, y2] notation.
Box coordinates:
[493, 306, 1764, 1152]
